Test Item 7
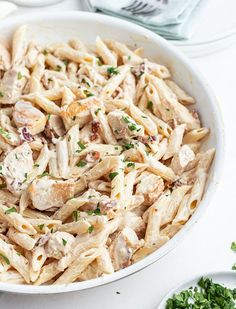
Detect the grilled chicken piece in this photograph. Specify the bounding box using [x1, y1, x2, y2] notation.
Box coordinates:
[28, 177, 76, 211]
[109, 227, 143, 271]
[1, 143, 33, 196]
[120, 211, 146, 238]
[13, 100, 46, 135]
[0, 43, 11, 71]
[170, 145, 195, 175]
[45, 231, 75, 259]
[107, 110, 144, 139]
[61, 97, 104, 130]
[0, 67, 28, 104]
[136, 172, 164, 205]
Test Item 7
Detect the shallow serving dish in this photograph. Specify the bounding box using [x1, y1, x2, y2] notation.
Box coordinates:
[0, 11, 224, 294]
[157, 271, 236, 308]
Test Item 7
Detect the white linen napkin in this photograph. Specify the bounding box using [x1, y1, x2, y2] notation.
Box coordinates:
[86, 0, 203, 40]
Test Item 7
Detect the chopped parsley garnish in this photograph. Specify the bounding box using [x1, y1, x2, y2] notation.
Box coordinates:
[141, 115, 147, 119]
[122, 116, 130, 124]
[34, 164, 40, 168]
[128, 55, 131, 61]
[76, 160, 87, 167]
[96, 56, 103, 66]
[56, 65, 62, 72]
[87, 207, 101, 216]
[122, 143, 134, 150]
[166, 108, 170, 111]
[231, 242, 236, 252]
[127, 162, 135, 168]
[166, 277, 236, 309]
[95, 108, 101, 115]
[72, 116, 76, 121]
[17, 72, 23, 80]
[22, 173, 28, 183]
[63, 59, 69, 66]
[0, 253, 10, 265]
[72, 211, 79, 222]
[39, 172, 49, 178]
[87, 225, 94, 233]
[107, 67, 119, 76]
[43, 49, 48, 56]
[0, 91, 4, 98]
[5, 207, 17, 215]
[84, 89, 94, 97]
[0, 127, 10, 139]
[76, 141, 86, 153]
[0, 165, 2, 175]
[232, 263, 236, 270]
[128, 124, 137, 131]
[109, 172, 119, 180]
[47, 114, 51, 121]
[62, 238, 67, 246]
[147, 100, 153, 111]
[38, 224, 44, 231]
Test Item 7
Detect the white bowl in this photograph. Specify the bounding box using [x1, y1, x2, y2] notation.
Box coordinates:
[0, 11, 224, 294]
[157, 271, 236, 308]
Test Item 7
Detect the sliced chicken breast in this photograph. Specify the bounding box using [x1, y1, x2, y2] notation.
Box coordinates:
[13, 100, 46, 135]
[0, 67, 28, 104]
[107, 110, 144, 139]
[1, 143, 33, 196]
[28, 177, 76, 211]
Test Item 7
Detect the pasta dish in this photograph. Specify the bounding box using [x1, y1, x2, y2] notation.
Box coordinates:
[0, 25, 215, 285]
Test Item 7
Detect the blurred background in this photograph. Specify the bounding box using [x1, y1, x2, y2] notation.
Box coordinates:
[0, 0, 236, 57]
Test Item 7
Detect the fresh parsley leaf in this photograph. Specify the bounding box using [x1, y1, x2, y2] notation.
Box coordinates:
[72, 211, 79, 222]
[231, 242, 236, 252]
[0, 253, 10, 265]
[147, 100, 153, 111]
[122, 143, 134, 150]
[95, 108, 101, 115]
[127, 162, 135, 168]
[109, 172, 119, 180]
[62, 238, 67, 246]
[39, 172, 49, 178]
[107, 67, 119, 76]
[0, 91, 4, 98]
[0, 127, 10, 139]
[76, 160, 87, 167]
[76, 141, 86, 153]
[17, 72, 23, 80]
[122, 116, 130, 124]
[232, 263, 236, 270]
[87, 225, 94, 233]
[84, 89, 94, 97]
[128, 124, 137, 131]
[56, 65, 62, 72]
[5, 207, 17, 215]
[166, 277, 236, 309]
[63, 59, 69, 66]
[96, 56, 103, 66]
[38, 224, 44, 231]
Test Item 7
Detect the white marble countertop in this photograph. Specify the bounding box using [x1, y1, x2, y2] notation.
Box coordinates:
[0, 1, 236, 308]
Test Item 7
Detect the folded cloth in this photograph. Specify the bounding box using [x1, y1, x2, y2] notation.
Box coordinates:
[86, 0, 203, 40]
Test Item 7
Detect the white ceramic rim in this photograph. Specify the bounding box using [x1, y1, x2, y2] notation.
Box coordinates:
[157, 270, 236, 308]
[0, 11, 225, 294]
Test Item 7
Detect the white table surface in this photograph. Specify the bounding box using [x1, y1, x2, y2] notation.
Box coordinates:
[1, 0, 236, 308]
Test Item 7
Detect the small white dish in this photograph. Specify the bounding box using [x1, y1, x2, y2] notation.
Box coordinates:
[157, 271, 236, 309]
